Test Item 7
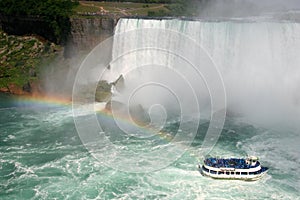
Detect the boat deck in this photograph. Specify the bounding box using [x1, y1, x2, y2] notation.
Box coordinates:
[204, 158, 260, 169]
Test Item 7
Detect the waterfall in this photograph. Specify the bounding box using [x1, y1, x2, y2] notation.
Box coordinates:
[106, 18, 300, 126]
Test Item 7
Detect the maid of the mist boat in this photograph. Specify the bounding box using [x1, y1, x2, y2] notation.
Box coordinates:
[198, 156, 269, 181]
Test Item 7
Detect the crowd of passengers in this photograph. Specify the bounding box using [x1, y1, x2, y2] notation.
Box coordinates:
[204, 158, 259, 169]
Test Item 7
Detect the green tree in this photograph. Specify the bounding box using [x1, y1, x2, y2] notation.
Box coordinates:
[0, 0, 78, 44]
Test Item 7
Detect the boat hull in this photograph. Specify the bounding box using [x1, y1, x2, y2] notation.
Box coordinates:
[198, 164, 268, 181]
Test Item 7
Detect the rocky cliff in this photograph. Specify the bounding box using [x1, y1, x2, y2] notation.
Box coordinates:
[0, 15, 118, 96]
[0, 15, 117, 51]
[69, 16, 117, 51]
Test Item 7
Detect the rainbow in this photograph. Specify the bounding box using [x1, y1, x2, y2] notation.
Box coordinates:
[12, 94, 182, 143]
[97, 107, 175, 142]
[10, 94, 199, 160]
[14, 94, 71, 107]
[14, 94, 153, 129]
[14, 94, 165, 135]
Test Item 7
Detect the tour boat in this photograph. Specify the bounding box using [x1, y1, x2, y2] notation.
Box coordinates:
[198, 156, 268, 181]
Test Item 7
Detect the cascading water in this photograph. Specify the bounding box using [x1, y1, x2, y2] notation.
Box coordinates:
[108, 18, 300, 128]
[1, 18, 300, 199]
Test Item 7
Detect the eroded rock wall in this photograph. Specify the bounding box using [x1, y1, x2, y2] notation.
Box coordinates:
[70, 17, 117, 50]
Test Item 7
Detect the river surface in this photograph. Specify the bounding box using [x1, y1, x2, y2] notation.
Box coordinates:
[0, 94, 299, 199]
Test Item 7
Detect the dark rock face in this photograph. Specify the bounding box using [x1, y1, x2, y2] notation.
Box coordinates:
[70, 17, 116, 50]
[105, 100, 151, 126]
[105, 100, 125, 111]
[112, 75, 125, 92]
[100, 75, 150, 126]
[129, 104, 151, 126]
[22, 82, 31, 93]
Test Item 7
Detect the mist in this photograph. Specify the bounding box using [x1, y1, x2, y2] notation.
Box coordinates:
[39, 48, 86, 100]
[58, 8, 300, 131]
[100, 18, 300, 129]
[196, 0, 300, 18]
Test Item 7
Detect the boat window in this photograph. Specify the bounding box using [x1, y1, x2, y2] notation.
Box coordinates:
[210, 170, 217, 174]
[249, 172, 255, 175]
[202, 166, 209, 172]
[241, 172, 247, 175]
[219, 171, 224, 174]
[226, 172, 230, 175]
[231, 172, 235, 175]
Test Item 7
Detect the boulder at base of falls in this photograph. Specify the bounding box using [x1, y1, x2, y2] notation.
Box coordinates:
[105, 100, 151, 126]
[95, 75, 125, 102]
[95, 80, 112, 102]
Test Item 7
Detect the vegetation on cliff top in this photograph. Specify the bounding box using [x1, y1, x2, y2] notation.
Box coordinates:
[74, 0, 208, 16]
[0, 30, 60, 93]
[73, 1, 171, 17]
[0, 0, 77, 94]
[0, 0, 78, 44]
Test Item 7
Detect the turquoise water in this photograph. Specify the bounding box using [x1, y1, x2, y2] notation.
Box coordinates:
[0, 94, 299, 199]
